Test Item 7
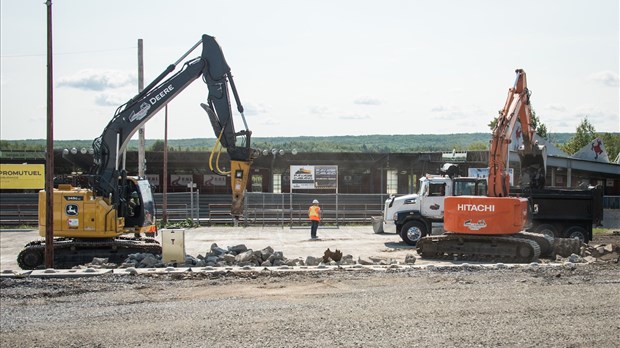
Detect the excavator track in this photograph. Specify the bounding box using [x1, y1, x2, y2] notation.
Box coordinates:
[513, 232, 554, 258]
[416, 234, 541, 263]
[17, 237, 162, 270]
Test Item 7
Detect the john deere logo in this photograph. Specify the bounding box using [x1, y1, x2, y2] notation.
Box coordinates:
[65, 204, 78, 216]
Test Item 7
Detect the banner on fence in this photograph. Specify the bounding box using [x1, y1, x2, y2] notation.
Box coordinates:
[145, 174, 160, 186]
[171, 174, 194, 186]
[0, 164, 45, 189]
[204, 174, 226, 186]
[290, 165, 338, 190]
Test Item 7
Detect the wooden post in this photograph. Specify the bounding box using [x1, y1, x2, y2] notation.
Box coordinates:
[45, 0, 54, 268]
[162, 106, 168, 224]
[138, 39, 146, 177]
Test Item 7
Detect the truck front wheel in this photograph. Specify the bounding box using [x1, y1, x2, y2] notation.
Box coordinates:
[400, 221, 427, 246]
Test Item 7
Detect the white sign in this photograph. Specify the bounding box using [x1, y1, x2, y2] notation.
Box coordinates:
[203, 174, 226, 187]
[145, 174, 160, 186]
[290, 165, 315, 189]
[290, 165, 338, 190]
[171, 174, 194, 186]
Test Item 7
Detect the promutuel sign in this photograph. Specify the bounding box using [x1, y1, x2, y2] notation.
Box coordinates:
[0, 164, 45, 189]
[290, 165, 338, 190]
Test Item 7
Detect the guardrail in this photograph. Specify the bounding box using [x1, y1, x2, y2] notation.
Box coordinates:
[0, 203, 38, 226]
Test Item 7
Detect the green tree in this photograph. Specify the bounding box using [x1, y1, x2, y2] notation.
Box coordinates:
[148, 140, 177, 152]
[488, 108, 548, 139]
[599, 132, 620, 162]
[467, 141, 488, 151]
[149, 140, 166, 152]
[560, 117, 597, 155]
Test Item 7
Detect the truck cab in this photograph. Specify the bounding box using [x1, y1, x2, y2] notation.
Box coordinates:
[381, 175, 487, 245]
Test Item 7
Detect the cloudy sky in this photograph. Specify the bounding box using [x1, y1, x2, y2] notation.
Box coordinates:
[1, 0, 618, 141]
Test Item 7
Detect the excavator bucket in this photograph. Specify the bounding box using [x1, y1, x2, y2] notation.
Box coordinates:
[518, 143, 547, 189]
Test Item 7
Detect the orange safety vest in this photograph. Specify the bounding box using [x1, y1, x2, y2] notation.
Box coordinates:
[308, 205, 321, 221]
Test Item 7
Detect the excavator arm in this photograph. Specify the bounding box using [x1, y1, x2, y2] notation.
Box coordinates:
[92, 34, 257, 216]
[488, 69, 546, 197]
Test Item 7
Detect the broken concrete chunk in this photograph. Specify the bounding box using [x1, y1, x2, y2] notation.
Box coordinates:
[553, 238, 582, 258]
[340, 255, 354, 265]
[228, 244, 248, 254]
[305, 256, 321, 266]
[210, 243, 228, 255]
[567, 254, 585, 263]
[235, 250, 255, 263]
[260, 246, 274, 261]
[405, 254, 417, 264]
[357, 257, 374, 265]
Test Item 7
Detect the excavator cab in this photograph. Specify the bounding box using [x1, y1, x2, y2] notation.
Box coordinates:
[122, 178, 156, 232]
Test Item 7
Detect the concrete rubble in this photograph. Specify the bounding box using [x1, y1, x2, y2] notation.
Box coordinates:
[75, 244, 398, 270]
[554, 242, 620, 264]
[582, 243, 620, 263]
[71, 240, 617, 270]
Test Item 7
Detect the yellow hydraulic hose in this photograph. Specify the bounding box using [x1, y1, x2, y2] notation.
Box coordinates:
[209, 129, 231, 175]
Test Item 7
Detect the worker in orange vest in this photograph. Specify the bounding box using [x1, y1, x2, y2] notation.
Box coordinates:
[308, 199, 321, 239]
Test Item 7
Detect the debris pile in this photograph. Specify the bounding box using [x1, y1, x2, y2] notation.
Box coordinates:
[76, 244, 411, 269]
[554, 243, 620, 264]
[582, 243, 619, 263]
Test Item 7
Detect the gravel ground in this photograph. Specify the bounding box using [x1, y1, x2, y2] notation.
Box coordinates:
[1, 233, 619, 347]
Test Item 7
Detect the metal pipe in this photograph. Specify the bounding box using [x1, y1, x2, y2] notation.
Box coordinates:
[174, 38, 202, 66]
[115, 133, 120, 171]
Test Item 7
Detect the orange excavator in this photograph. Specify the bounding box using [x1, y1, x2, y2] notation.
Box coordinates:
[417, 69, 552, 262]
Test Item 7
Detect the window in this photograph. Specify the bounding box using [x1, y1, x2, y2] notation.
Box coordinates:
[429, 183, 446, 196]
[251, 175, 263, 192]
[386, 170, 398, 195]
[273, 173, 282, 193]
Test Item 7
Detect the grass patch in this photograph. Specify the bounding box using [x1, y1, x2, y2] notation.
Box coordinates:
[594, 227, 616, 235]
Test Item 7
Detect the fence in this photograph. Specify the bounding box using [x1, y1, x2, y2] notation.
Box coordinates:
[2, 192, 619, 227]
[242, 192, 387, 227]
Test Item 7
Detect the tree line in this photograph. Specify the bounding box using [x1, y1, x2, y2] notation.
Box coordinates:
[1, 118, 619, 160]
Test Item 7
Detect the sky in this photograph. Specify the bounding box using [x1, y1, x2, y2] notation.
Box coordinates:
[1, 0, 618, 141]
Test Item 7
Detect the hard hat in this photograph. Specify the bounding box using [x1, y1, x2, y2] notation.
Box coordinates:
[131, 192, 139, 198]
[312, 199, 319, 204]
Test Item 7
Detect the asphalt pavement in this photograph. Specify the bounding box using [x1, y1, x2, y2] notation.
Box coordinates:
[0, 225, 427, 271]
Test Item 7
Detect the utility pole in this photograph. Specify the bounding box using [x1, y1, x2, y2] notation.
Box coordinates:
[162, 105, 168, 224]
[45, 0, 55, 268]
[138, 39, 146, 177]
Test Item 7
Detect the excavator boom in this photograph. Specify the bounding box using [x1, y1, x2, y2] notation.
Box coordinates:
[91, 34, 257, 217]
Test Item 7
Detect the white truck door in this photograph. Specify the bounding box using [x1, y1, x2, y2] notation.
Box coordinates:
[420, 182, 446, 219]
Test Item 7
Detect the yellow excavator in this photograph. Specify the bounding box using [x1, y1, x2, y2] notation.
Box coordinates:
[18, 34, 259, 269]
